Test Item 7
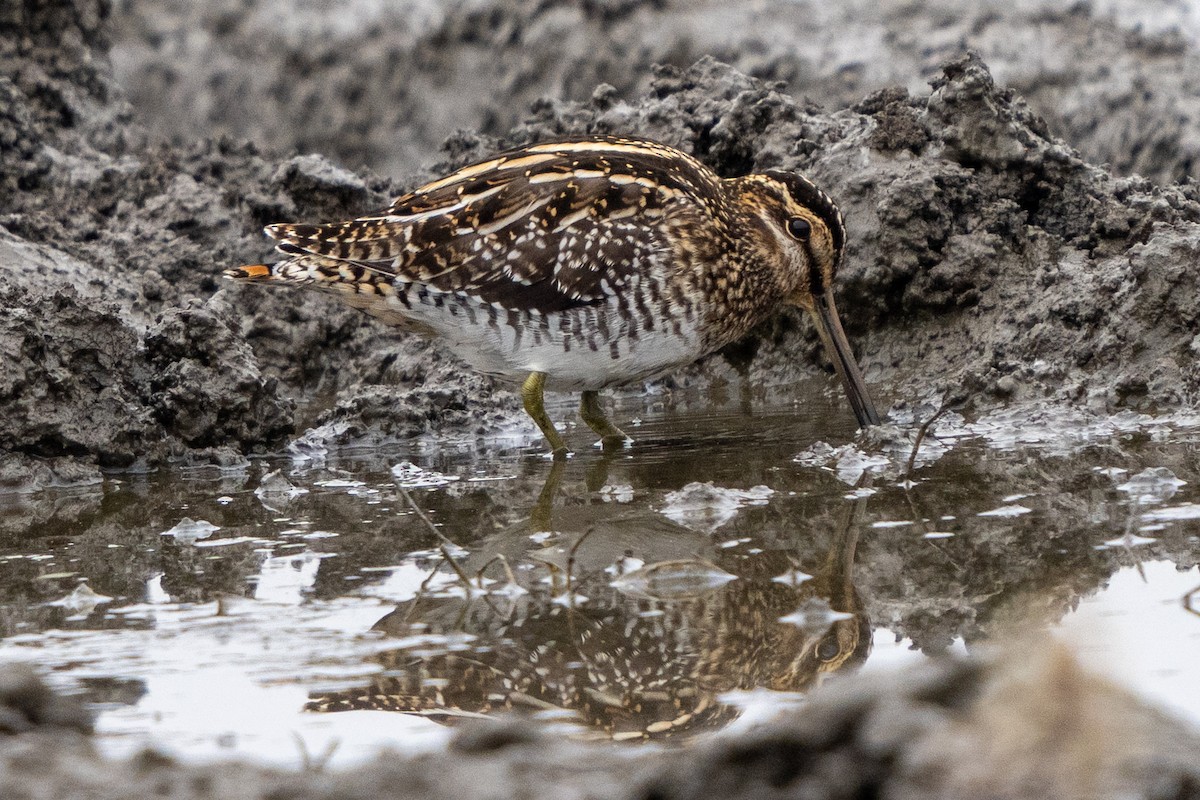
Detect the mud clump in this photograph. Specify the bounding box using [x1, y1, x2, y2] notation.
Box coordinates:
[0, 664, 92, 735]
[0, 283, 155, 467]
[296, 378, 522, 452]
[0, 278, 293, 468]
[144, 300, 296, 451]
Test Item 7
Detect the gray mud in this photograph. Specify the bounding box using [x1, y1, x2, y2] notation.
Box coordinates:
[109, 0, 1200, 186]
[9, 0, 1200, 472]
[1, 650, 1198, 800]
[5, 0, 1200, 796]
[9, 0, 1200, 477]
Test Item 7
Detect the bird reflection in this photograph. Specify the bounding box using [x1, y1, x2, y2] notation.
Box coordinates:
[307, 468, 871, 740]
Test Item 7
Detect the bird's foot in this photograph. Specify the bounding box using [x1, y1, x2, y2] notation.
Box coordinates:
[542, 446, 573, 461]
[580, 390, 633, 450]
[595, 434, 633, 452]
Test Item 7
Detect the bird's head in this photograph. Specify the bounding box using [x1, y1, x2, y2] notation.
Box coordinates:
[732, 170, 881, 429]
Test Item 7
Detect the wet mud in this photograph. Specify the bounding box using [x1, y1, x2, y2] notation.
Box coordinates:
[9, 1, 1200, 474]
[2, 649, 1199, 800]
[3, 415, 1200, 796]
[5, 0, 1200, 797]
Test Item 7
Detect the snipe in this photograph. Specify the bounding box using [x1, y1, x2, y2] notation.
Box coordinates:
[226, 136, 880, 454]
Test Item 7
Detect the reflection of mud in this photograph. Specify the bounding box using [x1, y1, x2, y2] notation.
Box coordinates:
[3, 423, 1200, 792]
[307, 486, 869, 739]
[3, 414, 1197, 661]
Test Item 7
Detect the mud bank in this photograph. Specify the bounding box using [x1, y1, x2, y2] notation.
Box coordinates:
[8, 1, 1200, 472]
[110, 0, 1200, 187]
[2, 651, 1198, 800]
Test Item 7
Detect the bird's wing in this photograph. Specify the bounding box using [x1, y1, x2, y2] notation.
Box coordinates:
[261, 138, 720, 314]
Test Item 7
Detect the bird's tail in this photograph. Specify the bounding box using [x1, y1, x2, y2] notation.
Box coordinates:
[224, 220, 400, 285]
[223, 256, 349, 287]
[223, 263, 276, 282]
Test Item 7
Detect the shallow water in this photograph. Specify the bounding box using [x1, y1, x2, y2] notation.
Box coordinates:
[1, 385, 1198, 768]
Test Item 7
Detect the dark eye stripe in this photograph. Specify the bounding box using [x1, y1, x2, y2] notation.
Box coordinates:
[802, 239, 824, 296]
[764, 170, 845, 259]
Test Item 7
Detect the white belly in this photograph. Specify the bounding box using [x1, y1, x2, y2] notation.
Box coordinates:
[362, 288, 705, 391]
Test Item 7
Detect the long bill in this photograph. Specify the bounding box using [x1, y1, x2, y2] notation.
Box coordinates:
[804, 287, 881, 429]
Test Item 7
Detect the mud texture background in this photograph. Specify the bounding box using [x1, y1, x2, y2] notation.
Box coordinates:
[8, 0, 1200, 476]
[5, 0, 1200, 797]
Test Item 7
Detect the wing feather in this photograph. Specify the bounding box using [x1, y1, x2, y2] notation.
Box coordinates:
[261, 136, 719, 314]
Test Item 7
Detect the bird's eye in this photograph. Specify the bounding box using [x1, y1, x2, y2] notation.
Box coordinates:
[787, 217, 811, 240]
[816, 634, 841, 662]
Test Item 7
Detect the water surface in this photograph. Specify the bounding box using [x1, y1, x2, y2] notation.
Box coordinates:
[1, 386, 1198, 767]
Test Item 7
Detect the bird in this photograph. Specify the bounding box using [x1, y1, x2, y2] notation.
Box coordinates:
[304, 529, 869, 740]
[225, 135, 880, 455]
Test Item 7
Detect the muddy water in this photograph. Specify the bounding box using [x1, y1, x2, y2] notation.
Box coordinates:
[1, 384, 1198, 768]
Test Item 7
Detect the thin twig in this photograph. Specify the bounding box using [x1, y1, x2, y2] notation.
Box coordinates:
[899, 396, 969, 570]
[399, 487, 460, 549]
[1184, 584, 1199, 618]
[475, 555, 504, 589]
[438, 544, 476, 589]
[402, 551, 449, 623]
[565, 526, 597, 601]
[398, 488, 477, 592]
[417, 554, 447, 595]
[904, 400, 956, 478]
[473, 553, 520, 593]
[488, 553, 520, 587]
[294, 732, 339, 773]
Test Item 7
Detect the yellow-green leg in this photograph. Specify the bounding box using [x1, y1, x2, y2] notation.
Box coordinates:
[530, 456, 565, 532]
[580, 390, 632, 449]
[522, 371, 569, 458]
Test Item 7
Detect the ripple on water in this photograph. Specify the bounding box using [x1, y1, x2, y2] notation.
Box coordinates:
[0, 398, 1198, 765]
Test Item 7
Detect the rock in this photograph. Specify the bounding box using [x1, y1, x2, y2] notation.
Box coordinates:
[0, 664, 92, 735]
